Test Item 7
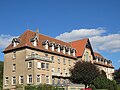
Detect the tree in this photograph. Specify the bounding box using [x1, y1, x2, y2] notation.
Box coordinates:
[93, 76, 117, 90]
[69, 61, 100, 88]
[114, 68, 120, 84]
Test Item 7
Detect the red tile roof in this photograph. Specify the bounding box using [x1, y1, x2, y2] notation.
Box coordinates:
[70, 38, 89, 57]
[4, 30, 77, 59]
[94, 52, 104, 58]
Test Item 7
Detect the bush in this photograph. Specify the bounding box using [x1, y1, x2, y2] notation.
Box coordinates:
[88, 84, 96, 90]
[93, 76, 117, 90]
[25, 84, 63, 90]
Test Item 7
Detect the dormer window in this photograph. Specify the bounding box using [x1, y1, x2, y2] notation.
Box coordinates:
[45, 44, 48, 49]
[51, 44, 54, 51]
[54, 44, 60, 52]
[66, 47, 71, 55]
[57, 45, 60, 52]
[12, 38, 20, 47]
[30, 36, 39, 47]
[71, 49, 76, 56]
[42, 40, 49, 49]
[61, 46, 66, 54]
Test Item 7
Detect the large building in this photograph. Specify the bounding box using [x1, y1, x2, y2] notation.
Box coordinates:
[3, 30, 114, 89]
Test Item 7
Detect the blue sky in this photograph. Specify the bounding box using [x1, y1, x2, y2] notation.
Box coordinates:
[0, 0, 120, 69]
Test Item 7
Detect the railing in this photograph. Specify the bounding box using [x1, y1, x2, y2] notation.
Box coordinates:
[52, 72, 70, 77]
[26, 54, 51, 62]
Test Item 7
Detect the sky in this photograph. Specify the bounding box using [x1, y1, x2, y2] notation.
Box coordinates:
[0, 0, 120, 69]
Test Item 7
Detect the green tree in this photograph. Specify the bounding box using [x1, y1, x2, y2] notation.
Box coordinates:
[69, 61, 100, 88]
[114, 68, 120, 84]
[93, 76, 117, 90]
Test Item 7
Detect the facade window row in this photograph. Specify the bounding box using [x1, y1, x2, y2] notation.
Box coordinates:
[5, 75, 50, 85]
[51, 55, 71, 65]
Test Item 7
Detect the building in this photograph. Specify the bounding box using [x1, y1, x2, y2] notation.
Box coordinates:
[3, 30, 114, 89]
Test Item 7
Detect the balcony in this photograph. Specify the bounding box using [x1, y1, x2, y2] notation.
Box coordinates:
[52, 72, 70, 77]
[52, 72, 61, 76]
[26, 54, 51, 62]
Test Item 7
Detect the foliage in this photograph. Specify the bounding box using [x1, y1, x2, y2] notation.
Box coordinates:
[93, 76, 117, 90]
[114, 68, 120, 84]
[0, 61, 3, 90]
[69, 61, 101, 88]
[100, 70, 107, 78]
[88, 84, 96, 90]
[24, 84, 64, 90]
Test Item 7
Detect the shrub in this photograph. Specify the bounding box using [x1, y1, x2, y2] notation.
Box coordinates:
[93, 76, 117, 90]
[88, 84, 96, 90]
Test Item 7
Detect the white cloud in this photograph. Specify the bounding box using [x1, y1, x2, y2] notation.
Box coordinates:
[0, 34, 16, 49]
[56, 28, 120, 53]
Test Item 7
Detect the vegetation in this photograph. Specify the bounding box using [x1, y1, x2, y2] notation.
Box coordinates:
[69, 61, 101, 88]
[0, 61, 3, 90]
[16, 84, 64, 90]
[114, 68, 120, 84]
[92, 76, 118, 90]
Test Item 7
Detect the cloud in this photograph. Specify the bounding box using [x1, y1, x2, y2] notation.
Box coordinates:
[0, 34, 16, 49]
[56, 28, 120, 53]
[56, 28, 106, 42]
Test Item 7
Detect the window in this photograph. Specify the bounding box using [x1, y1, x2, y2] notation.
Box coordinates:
[63, 48, 65, 54]
[52, 67, 54, 72]
[37, 62, 41, 69]
[28, 62, 32, 68]
[13, 51, 16, 59]
[13, 64, 16, 71]
[58, 68, 60, 73]
[45, 53, 48, 57]
[58, 57, 60, 63]
[64, 69, 66, 74]
[52, 78, 55, 85]
[45, 44, 48, 49]
[12, 77, 16, 85]
[51, 45, 54, 51]
[73, 52, 75, 56]
[28, 75, 32, 84]
[85, 52, 89, 61]
[37, 75, 40, 83]
[63, 58, 66, 65]
[68, 60, 71, 65]
[41, 62, 45, 69]
[63, 79, 66, 84]
[5, 77, 9, 85]
[19, 76, 24, 84]
[68, 50, 70, 55]
[33, 41, 37, 46]
[46, 76, 49, 84]
[51, 56, 54, 62]
[58, 79, 60, 84]
[58, 46, 60, 52]
[46, 63, 49, 69]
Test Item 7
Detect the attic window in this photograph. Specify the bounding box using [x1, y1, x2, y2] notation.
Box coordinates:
[57, 45, 60, 52]
[71, 49, 76, 56]
[12, 38, 20, 47]
[42, 40, 49, 49]
[30, 36, 39, 47]
[51, 44, 54, 51]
